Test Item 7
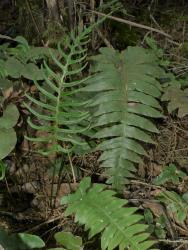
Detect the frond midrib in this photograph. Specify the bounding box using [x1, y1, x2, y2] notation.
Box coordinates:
[53, 36, 84, 145]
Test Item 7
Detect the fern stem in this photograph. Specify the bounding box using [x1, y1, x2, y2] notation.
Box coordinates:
[54, 156, 65, 207]
[50, 160, 57, 209]
[68, 152, 76, 184]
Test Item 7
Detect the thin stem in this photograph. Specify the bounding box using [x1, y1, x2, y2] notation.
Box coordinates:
[54, 156, 65, 207]
[68, 152, 76, 184]
[50, 160, 57, 209]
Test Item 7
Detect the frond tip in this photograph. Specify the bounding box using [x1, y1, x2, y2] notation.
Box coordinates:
[61, 177, 155, 250]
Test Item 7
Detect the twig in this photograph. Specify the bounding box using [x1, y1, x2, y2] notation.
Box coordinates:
[166, 38, 181, 46]
[175, 243, 187, 250]
[130, 180, 164, 190]
[159, 239, 188, 245]
[0, 34, 14, 41]
[90, 10, 172, 38]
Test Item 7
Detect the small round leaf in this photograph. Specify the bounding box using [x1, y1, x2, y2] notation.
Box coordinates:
[18, 233, 45, 248]
[0, 104, 19, 129]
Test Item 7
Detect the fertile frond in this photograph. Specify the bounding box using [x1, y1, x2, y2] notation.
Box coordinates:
[62, 177, 155, 250]
[25, 29, 91, 155]
[83, 47, 164, 189]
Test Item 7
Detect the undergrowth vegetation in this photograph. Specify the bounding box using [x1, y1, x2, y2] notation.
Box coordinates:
[1, 1, 188, 250]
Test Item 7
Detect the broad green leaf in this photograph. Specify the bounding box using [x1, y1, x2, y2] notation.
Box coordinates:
[0, 104, 19, 129]
[22, 63, 44, 80]
[0, 128, 17, 160]
[5, 57, 24, 78]
[0, 78, 12, 90]
[18, 233, 45, 248]
[0, 230, 44, 250]
[54, 232, 82, 250]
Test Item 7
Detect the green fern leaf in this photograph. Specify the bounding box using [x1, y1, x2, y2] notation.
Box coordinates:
[25, 29, 92, 155]
[82, 47, 164, 189]
[61, 177, 155, 250]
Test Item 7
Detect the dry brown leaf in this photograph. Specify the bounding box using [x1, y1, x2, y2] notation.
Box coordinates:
[143, 201, 165, 217]
[2, 87, 13, 99]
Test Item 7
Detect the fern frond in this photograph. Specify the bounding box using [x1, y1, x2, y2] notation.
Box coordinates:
[83, 47, 164, 189]
[25, 29, 92, 155]
[62, 177, 155, 250]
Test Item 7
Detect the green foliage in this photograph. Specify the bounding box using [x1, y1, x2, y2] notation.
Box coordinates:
[0, 78, 12, 90]
[157, 191, 188, 223]
[83, 46, 163, 189]
[154, 217, 167, 239]
[144, 210, 167, 239]
[18, 233, 45, 249]
[43, 22, 67, 46]
[53, 232, 82, 250]
[25, 28, 92, 156]
[147, 40, 188, 118]
[99, 0, 126, 14]
[0, 230, 82, 250]
[61, 177, 155, 250]
[145, 38, 163, 58]
[161, 83, 188, 117]
[153, 163, 186, 185]
[0, 35, 52, 90]
[0, 230, 45, 250]
[0, 104, 19, 160]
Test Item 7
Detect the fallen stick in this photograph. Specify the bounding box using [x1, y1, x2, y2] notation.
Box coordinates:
[91, 10, 172, 39]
